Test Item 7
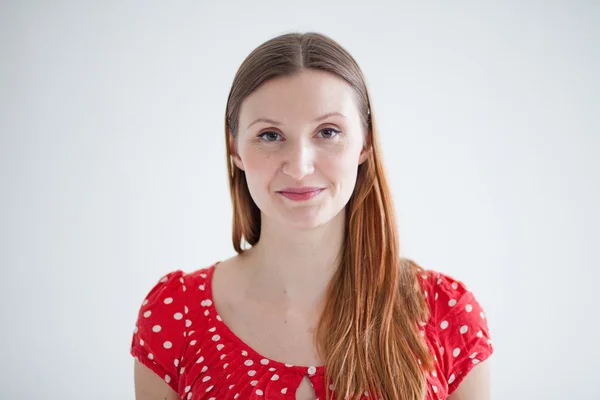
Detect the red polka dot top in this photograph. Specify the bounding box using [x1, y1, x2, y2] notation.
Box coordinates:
[130, 262, 493, 399]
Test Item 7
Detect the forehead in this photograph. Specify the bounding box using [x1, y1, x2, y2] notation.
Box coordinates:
[238, 69, 360, 126]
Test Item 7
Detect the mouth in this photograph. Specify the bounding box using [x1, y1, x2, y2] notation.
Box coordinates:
[276, 187, 325, 201]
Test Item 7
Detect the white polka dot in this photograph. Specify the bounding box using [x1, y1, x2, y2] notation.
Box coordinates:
[285, 363, 294, 367]
[212, 334, 220, 341]
[271, 374, 279, 381]
[269, 367, 276, 371]
[190, 340, 197, 346]
[201, 366, 208, 373]
[470, 352, 478, 358]
[308, 366, 317, 375]
[147, 353, 154, 360]
[460, 325, 468, 334]
[160, 276, 168, 283]
[448, 299, 457, 307]
[200, 273, 207, 278]
[204, 310, 209, 316]
[180, 367, 185, 374]
[164, 341, 172, 349]
[448, 374, 455, 384]
[234, 394, 239, 399]
[465, 304, 473, 312]
[186, 320, 192, 327]
[184, 305, 189, 314]
[164, 297, 173, 304]
[140, 339, 144, 346]
[165, 375, 171, 383]
[245, 360, 254, 366]
[229, 384, 234, 389]
[440, 347, 444, 356]
[197, 356, 204, 364]
[202, 376, 211, 382]
[248, 370, 256, 376]
[256, 389, 263, 395]
[251, 380, 258, 386]
[223, 363, 229, 369]
[152, 325, 161, 333]
[217, 344, 225, 351]
[143, 311, 151, 318]
[476, 330, 483, 338]
[208, 327, 216, 332]
[174, 312, 183, 320]
[206, 386, 214, 392]
[434, 292, 439, 300]
[472, 358, 480, 364]
[432, 385, 438, 393]
[451, 282, 458, 290]
[281, 388, 288, 394]
[199, 284, 205, 290]
[453, 348, 461, 357]
[440, 321, 449, 329]
[187, 393, 192, 400]
[185, 386, 191, 393]
[133, 326, 138, 334]
[260, 359, 269, 365]
[480, 312, 486, 319]
[142, 299, 149, 306]
[174, 359, 179, 367]
[241, 350, 248, 356]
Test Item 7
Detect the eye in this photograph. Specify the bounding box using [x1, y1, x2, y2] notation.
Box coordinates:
[257, 131, 283, 142]
[316, 128, 341, 139]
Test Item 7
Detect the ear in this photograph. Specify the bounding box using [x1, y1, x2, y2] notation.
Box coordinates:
[229, 132, 245, 171]
[358, 132, 372, 165]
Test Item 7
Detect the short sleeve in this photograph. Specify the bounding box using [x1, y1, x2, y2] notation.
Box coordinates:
[428, 271, 494, 394]
[130, 270, 189, 393]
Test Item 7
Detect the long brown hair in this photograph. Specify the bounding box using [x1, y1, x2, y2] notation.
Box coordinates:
[224, 32, 434, 400]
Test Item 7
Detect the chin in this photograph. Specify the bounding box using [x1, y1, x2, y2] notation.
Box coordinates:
[279, 209, 330, 230]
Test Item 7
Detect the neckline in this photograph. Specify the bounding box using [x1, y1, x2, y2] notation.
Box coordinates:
[204, 261, 326, 376]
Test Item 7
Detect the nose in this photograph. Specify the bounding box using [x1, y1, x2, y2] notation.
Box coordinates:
[281, 140, 315, 181]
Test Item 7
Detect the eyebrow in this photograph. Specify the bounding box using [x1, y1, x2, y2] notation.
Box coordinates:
[246, 112, 347, 130]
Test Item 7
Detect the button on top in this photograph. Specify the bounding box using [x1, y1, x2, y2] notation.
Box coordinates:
[307, 366, 317, 375]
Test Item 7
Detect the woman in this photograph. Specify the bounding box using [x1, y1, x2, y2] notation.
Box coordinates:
[130, 32, 493, 400]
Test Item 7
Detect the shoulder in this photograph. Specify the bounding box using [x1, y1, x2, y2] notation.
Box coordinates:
[416, 267, 494, 395]
[416, 268, 489, 329]
[129, 263, 217, 393]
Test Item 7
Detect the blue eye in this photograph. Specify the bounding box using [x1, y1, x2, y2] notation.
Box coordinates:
[317, 128, 341, 139]
[258, 132, 282, 142]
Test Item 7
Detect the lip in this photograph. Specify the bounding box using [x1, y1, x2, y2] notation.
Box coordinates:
[276, 187, 325, 201]
[277, 186, 325, 194]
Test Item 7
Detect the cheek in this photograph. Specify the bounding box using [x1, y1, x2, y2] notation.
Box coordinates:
[320, 146, 361, 183]
[240, 149, 278, 189]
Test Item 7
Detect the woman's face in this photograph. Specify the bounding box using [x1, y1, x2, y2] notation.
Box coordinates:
[232, 69, 370, 230]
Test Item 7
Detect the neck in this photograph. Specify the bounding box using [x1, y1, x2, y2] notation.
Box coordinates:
[242, 209, 345, 307]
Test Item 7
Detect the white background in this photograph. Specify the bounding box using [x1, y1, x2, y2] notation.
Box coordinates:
[1, 1, 598, 399]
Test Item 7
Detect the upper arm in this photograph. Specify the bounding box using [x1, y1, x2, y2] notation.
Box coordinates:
[134, 359, 179, 400]
[447, 359, 491, 400]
